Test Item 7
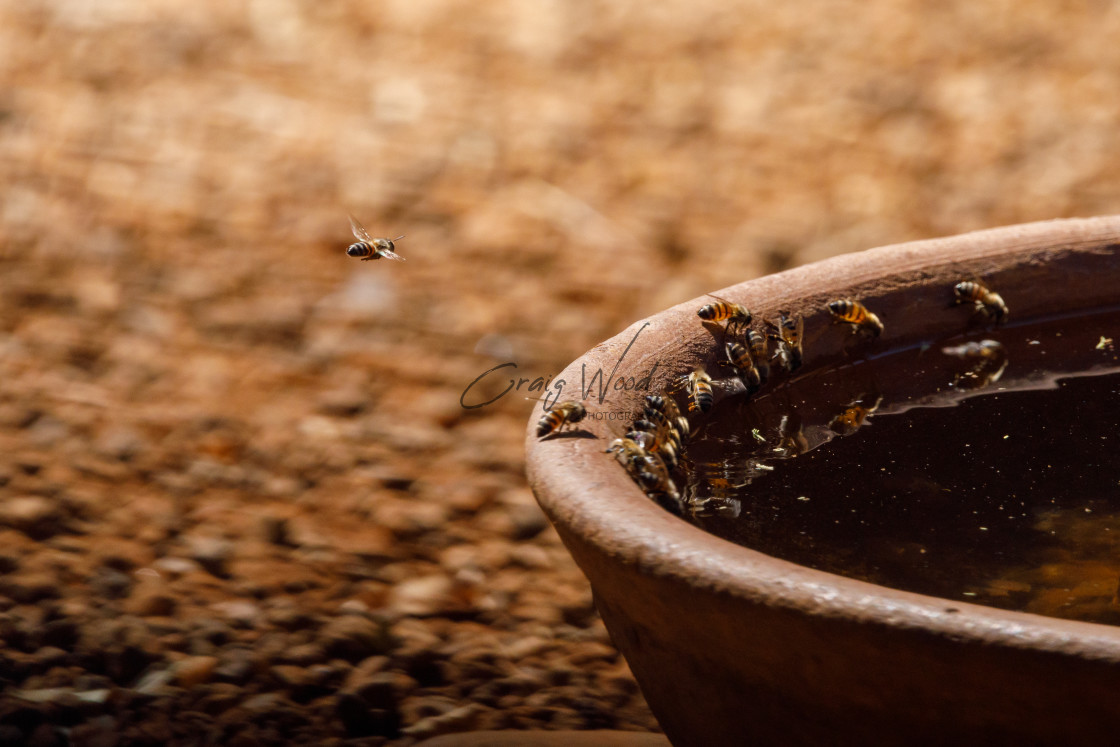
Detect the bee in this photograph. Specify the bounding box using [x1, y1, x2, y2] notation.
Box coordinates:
[828, 393, 882, 436]
[634, 408, 684, 454]
[535, 400, 587, 438]
[827, 299, 883, 337]
[347, 214, 405, 261]
[606, 438, 681, 511]
[625, 419, 680, 469]
[765, 311, 805, 371]
[624, 426, 657, 452]
[747, 329, 770, 386]
[606, 436, 645, 461]
[683, 368, 714, 413]
[697, 294, 752, 334]
[724, 340, 761, 394]
[645, 394, 683, 424]
[643, 394, 691, 449]
[953, 281, 1008, 324]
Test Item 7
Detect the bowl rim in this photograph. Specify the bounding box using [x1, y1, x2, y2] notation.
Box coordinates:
[526, 214, 1120, 661]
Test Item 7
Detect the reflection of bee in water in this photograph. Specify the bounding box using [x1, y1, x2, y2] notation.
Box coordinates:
[698, 294, 752, 334]
[954, 281, 1008, 324]
[606, 437, 681, 510]
[747, 330, 770, 385]
[773, 413, 809, 458]
[828, 393, 882, 436]
[943, 339, 1007, 390]
[688, 500, 741, 519]
[942, 339, 1005, 361]
[683, 467, 745, 518]
[765, 311, 805, 371]
[535, 400, 587, 438]
[724, 340, 761, 394]
[828, 300, 883, 337]
[347, 215, 406, 261]
[683, 368, 714, 413]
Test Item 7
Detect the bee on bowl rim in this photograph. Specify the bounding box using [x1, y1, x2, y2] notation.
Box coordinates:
[953, 280, 1008, 324]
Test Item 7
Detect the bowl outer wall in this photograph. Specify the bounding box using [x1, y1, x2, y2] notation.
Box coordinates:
[525, 215, 1120, 745]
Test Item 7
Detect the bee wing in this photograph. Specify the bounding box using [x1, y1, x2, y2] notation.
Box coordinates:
[706, 293, 739, 306]
[348, 214, 373, 242]
[377, 247, 406, 261]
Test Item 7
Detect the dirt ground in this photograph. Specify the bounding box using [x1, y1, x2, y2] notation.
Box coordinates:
[2, 0, 1120, 744]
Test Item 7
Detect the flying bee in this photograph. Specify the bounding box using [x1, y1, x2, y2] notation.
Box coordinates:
[682, 368, 714, 413]
[828, 392, 882, 436]
[953, 281, 1008, 324]
[724, 340, 761, 394]
[765, 311, 805, 371]
[747, 329, 771, 385]
[347, 214, 405, 261]
[534, 399, 588, 438]
[827, 299, 884, 337]
[697, 294, 752, 334]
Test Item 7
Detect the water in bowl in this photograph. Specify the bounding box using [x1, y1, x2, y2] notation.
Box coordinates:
[679, 307, 1120, 626]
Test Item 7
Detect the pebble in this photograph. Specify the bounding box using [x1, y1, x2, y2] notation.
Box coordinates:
[212, 648, 257, 685]
[150, 557, 203, 577]
[126, 585, 178, 617]
[335, 692, 401, 738]
[0, 496, 65, 539]
[265, 604, 317, 631]
[386, 575, 455, 617]
[277, 642, 324, 667]
[0, 573, 62, 604]
[210, 601, 261, 628]
[185, 536, 235, 578]
[319, 615, 396, 662]
[171, 655, 219, 688]
[345, 670, 402, 711]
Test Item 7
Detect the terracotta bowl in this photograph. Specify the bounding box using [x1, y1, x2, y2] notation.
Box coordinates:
[525, 216, 1120, 746]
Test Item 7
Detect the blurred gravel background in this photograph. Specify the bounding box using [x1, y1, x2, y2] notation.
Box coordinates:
[2, 0, 1120, 744]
